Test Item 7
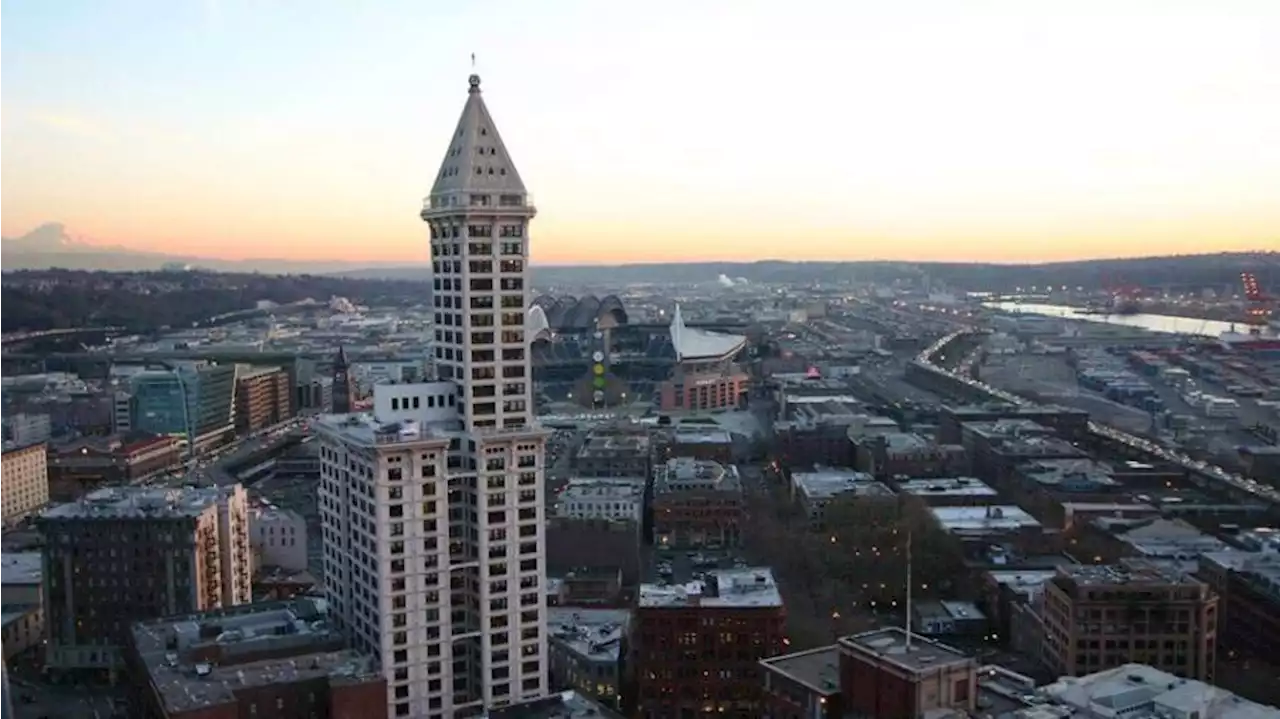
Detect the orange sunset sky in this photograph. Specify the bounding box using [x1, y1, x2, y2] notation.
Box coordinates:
[3, 0, 1278, 265]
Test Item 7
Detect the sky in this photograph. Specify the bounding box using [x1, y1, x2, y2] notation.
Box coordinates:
[2, 0, 1278, 265]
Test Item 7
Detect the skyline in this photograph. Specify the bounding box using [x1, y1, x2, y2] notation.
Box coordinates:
[3, 0, 1279, 265]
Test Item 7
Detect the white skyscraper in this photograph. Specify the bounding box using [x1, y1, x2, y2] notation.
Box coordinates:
[317, 72, 549, 718]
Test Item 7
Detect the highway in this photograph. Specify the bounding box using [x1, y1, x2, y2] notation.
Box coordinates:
[918, 330, 1280, 507]
[136, 417, 312, 489]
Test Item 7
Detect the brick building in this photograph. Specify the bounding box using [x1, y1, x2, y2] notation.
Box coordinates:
[651, 458, 745, 549]
[630, 567, 786, 718]
[234, 366, 293, 434]
[837, 628, 977, 719]
[37, 485, 252, 677]
[1, 441, 48, 524]
[46, 434, 183, 501]
[1041, 562, 1218, 681]
[126, 597, 385, 719]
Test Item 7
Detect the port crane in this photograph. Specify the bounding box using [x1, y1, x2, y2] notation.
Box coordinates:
[1240, 272, 1275, 335]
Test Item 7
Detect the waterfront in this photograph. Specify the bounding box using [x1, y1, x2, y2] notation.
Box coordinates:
[984, 301, 1240, 338]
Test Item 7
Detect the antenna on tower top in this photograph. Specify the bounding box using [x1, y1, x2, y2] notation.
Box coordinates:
[905, 527, 914, 649]
[471, 52, 476, 69]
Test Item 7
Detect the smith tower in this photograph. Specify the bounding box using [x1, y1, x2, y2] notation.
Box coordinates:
[318, 72, 549, 719]
[418, 73, 550, 711]
[423, 72, 536, 430]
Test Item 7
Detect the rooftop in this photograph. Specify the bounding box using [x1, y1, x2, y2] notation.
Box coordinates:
[0, 552, 42, 586]
[672, 428, 733, 445]
[313, 411, 456, 448]
[131, 598, 379, 714]
[929, 505, 1041, 534]
[1019, 458, 1119, 488]
[576, 433, 649, 458]
[653, 457, 742, 494]
[1041, 663, 1280, 719]
[484, 690, 625, 719]
[987, 569, 1059, 599]
[792, 470, 892, 500]
[558, 479, 645, 503]
[1112, 518, 1229, 560]
[838, 627, 974, 673]
[1056, 560, 1202, 588]
[896, 477, 998, 498]
[670, 305, 747, 361]
[639, 567, 782, 609]
[40, 484, 242, 521]
[548, 608, 630, 663]
[760, 645, 841, 696]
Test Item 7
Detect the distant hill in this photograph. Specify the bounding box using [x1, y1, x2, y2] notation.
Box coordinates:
[0, 222, 424, 275]
[339, 253, 1279, 292]
[4, 222, 1274, 292]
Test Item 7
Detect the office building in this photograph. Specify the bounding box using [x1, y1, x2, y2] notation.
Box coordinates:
[234, 365, 293, 433]
[131, 362, 237, 450]
[1040, 561, 1218, 681]
[1, 441, 48, 524]
[2, 413, 51, 447]
[126, 597, 385, 719]
[318, 72, 549, 718]
[37, 485, 251, 677]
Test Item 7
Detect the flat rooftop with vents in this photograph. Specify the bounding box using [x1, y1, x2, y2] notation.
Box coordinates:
[639, 567, 782, 609]
[130, 597, 380, 715]
[760, 645, 841, 697]
[838, 627, 975, 675]
[896, 477, 998, 500]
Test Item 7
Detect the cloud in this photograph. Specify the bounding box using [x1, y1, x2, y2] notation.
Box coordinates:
[26, 112, 112, 140]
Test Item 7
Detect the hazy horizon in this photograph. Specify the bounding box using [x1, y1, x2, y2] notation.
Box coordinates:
[4, 0, 1278, 265]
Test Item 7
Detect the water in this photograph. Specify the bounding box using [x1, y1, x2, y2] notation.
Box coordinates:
[984, 302, 1238, 338]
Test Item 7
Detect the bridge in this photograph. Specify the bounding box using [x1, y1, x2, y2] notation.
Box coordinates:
[0, 326, 126, 345]
[914, 330, 1280, 511]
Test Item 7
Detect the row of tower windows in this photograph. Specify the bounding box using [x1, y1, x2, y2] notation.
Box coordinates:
[430, 224, 523, 241]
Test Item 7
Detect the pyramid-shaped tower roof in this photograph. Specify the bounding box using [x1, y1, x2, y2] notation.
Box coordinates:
[429, 74, 527, 198]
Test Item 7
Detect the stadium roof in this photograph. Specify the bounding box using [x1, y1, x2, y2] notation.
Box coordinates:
[670, 305, 746, 361]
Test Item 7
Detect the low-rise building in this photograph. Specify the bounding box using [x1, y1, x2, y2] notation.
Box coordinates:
[893, 476, 999, 507]
[249, 506, 309, 572]
[555, 478, 645, 523]
[575, 423, 652, 478]
[47, 434, 183, 501]
[853, 432, 968, 479]
[548, 607, 629, 709]
[1041, 561, 1218, 681]
[760, 646, 843, 719]
[837, 628, 977, 719]
[1, 552, 44, 661]
[652, 457, 744, 549]
[1037, 663, 1280, 718]
[632, 567, 786, 718]
[1, 441, 47, 525]
[125, 597, 385, 719]
[790, 470, 894, 529]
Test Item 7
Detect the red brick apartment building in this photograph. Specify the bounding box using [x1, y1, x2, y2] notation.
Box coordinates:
[127, 597, 385, 719]
[631, 567, 787, 718]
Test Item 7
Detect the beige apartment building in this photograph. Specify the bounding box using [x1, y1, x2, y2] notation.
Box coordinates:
[1041, 561, 1217, 681]
[2, 441, 49, 524]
